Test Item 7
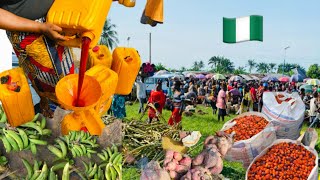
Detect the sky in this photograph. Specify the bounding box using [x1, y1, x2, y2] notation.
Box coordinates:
[108, 0, 320, 71]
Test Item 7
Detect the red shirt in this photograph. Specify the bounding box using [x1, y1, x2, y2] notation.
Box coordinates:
[250, 87, 257, 102]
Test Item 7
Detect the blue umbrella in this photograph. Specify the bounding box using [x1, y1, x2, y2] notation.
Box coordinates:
[290, 74, 304, 82]
[262, 76, 279, 82]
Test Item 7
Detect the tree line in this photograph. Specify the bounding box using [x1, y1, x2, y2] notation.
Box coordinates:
[155, 56, 320, 78]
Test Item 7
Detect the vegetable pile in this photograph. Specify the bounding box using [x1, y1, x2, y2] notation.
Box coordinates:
[122, 120, 180, 163]
[224, 115, 268, 141]
[163, 150, 192, 179]
[247, 142, 316, 180]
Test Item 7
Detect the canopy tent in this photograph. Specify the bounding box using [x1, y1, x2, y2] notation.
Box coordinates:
[249, 75, 260, 81]
[306, 79, 320, 86]
[262, 75, 279, 82]
[213, 73, 226, 80]
[239, 74, 253, 81]
[290, 74, 304, 82]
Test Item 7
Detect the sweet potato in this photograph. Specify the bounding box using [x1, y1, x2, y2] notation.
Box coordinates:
[166, 162, 176, 171]
[172, 159, 179, 165]
[165, 150, 174, 160]
[179, 131, 188, 139]
[169, 170, 178, 179]
[173, 152, 183, 161]
[209, 156, 223, 174]
[217, 136, 233, 157]
[204, 136, 216, 147]
[163, 158, 171, 166]
[179, 157, 192, 167]
[192, 152, 205, 166]
[180, 171, 192, 180]
[175, 164, 189, 173]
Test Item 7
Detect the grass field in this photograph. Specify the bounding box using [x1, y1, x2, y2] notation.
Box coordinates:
[122, 102, 320, 180]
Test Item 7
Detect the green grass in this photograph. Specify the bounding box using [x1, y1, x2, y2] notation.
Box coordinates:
[123, 102, 320, 180]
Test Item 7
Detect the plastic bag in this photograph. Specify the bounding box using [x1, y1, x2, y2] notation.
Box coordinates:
[262, 92, 305, 139]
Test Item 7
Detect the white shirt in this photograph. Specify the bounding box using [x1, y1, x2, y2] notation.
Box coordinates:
[309, 98, 318, 116]
[135, 81, 146, 99]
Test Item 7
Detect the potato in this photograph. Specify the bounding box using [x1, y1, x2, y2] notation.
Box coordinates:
[179, 157, 192, 167]
[192, 152, 205, 166]
[173, 152, 183, 161]
[166, 162, 176, 171]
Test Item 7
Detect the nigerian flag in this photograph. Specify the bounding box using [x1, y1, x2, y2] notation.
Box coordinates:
[223, 15, 263, 43]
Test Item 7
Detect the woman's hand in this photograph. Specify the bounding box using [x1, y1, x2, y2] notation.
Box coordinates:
[40, 22, 68, 42]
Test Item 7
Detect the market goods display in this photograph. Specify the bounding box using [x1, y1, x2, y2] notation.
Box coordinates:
[163, 150, 192, 179]
[247, 142, 318, 180]
[262, 92, 305, 139]
[122, 120, 180, 163]
[221, 112, 276, 168]
[0, 113, 51, 154]
[224, 115, 268, 141]
[0, 107, 123, 180]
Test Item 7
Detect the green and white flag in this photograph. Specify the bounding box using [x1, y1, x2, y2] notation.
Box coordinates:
[223, 15, 263, 43]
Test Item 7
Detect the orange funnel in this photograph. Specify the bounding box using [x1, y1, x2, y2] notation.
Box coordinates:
[56, 74, 102, 111]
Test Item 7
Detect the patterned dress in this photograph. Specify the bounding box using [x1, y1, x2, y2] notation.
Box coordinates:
[6, 17, 74, 102]
[111, 95, 126, 119]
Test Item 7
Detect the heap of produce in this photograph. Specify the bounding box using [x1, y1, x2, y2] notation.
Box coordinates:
[0, 107, 123, 180]
[122, 120, 180, 163]
[224, 115, 268, 141]
[247, 142, 316, 180]
[163, 150, 192, 179]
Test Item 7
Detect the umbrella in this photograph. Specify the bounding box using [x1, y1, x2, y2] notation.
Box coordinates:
[213, 74, 226, 80]
[205, 74, 213, 79]
[290, 74, 304, 82]
[186, 73, 196, 78]
[279, 76, 290, 83]
[154, 70, 169, 76]
[228, 75, 243, 83]
[229, 88, 241, 96]
[303, 78, 311, 83]
[196, 74, 205, 79]
[299, 84, 313, 93]
[262, 75, 279, 82]
[306, 79, 320, 86]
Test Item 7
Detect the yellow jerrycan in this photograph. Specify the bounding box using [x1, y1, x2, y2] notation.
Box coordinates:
[111, 47, 142, 95]
[47, 0, 112, 47]
[87, 45, 113, 70]
[118, 0, 136, 7]
[55, 74, 105, 135]
[85, 65, 118, 116]
[0, 68, 35, 127]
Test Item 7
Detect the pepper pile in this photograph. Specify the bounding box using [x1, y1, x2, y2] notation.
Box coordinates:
[247, 142, 316, 180]
[224, 115, 268, 141]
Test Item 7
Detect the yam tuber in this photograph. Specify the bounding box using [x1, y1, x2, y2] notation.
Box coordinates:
[163, 158, 171, 166]
[169, 170, 178, 179]
[203, 149, 219, 169]
[173, 152, 183, 161]
[208, 156, 223, 175]
[165, 150, 174, 160]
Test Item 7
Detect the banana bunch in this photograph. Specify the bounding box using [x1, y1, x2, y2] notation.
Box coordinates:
[97, 145, 122, 180]
[0, 107, 7, 123]
[82, 162, 104, 179]
[47, 138, 68, 159]
[22, 159, 59, 180]
[65, 131, 98, 158]
[0, 113, 51, 154]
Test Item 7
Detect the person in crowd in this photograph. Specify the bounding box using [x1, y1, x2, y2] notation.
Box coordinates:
[216, 84, 227, 121]
[240, 86, 253, 113]
[148, 80, 166, 123]
[300, 88, 306, 100]
[309, 92, 319, 124]
[197, 84, 206, 104]
[135, 77, 147, 114]
[111, 95, 127, 119]
[0, 2, 73, 117]
[168, 80, 185, 126]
